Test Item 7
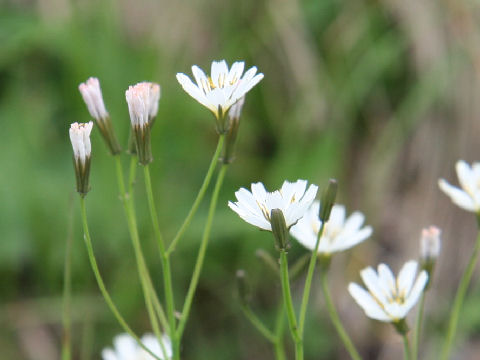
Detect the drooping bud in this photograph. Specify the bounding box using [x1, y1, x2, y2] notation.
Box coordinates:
[319, 179, 338, 222]
[125, 82, 161, 165]
[235, 269, 251, 305]
[271, 209, 289, 251]
[69, 122, 93, 196]
[420, 226, 441, 288]
[78, 77, 121, 155]
[221, 96, 245, 164]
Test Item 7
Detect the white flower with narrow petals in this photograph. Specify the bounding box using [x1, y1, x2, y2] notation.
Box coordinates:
[290, 202, 372, 255]
[69, 122, 93, 165]
[439, 160, 480, 213]
[348, 261, 428, 323]
[228, 180, 318, 231]
[176, 60, 263, 132]
[79, 77, 109, 121]
[101, 333, 172, 360]
[420, 226, 441, 261]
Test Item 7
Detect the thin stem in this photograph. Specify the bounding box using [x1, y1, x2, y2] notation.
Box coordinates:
[79, 197, 161, 360]
[274, 305, 287, 360]
[61, 194, 75, 360]
[177, 164, 229, 339]
[144, 165, 178, 360]
[403, 333, 412, 360]
[114, 156, 169, 358]
[320, 271, 361, 360]
[298, 222, 326, 337]
[166, 134, 225, 255]
[412, 292, 425, 360]
[279, 250, 303, 360]
[440, 229, 480, 360]
[241, 305, 277, 343]
[128, 155, 137, 197]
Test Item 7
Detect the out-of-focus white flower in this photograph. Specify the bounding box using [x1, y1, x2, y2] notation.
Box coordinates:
[176, 60, 263, 133]
[79, 77, 109, 121]
[125, 82, 161, 165]
[228, 180, 318, 231]
[101, 332, 172, 360]
[69, 122, 93, 164]
[78, 77, 121, 154]
[348, 261, 428, 322]
[439, 160, 480, 213]
[420, 226, 441, 261]
[290, 202, 372, 255]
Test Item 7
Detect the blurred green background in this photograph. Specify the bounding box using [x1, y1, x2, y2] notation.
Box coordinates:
[2, 0, 480, 359]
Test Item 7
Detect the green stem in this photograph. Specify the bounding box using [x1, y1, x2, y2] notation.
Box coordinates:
[440, 229, 480, 360]
[61, 194, 75, 360]
[128, 155, 137, 200]
[177, 164, 229, 339]
[298, 222, 326, 337]
[79, 197, 161, 360]
[412, 292, 425, 360]
[114, 156, 169, 358]
[320, 271, 361, 360]
[274, 305, 287, 360]
[241, 305, 277, 343]
[143, 165, 178, 360]
[166, 135, 225, 256]
[403, 333, 412, 360]
[279, 250, 303, 360]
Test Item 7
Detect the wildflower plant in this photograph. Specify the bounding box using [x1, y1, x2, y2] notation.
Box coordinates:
[63, 59, 480, 360]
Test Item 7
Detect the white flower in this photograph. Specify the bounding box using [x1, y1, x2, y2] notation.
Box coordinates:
[101, 333, 172, 360]
[348, 261, 428, 322]
[176, 60, 263, 130]
[125, 82, 161, 128]
[79, 77, 109, 121]
[438, 160, 480, 212]
[290, 202, 372, 255]
[69, 122, 93, 164]
[420, 226, 441, 261]
[228, 180, 318, 231]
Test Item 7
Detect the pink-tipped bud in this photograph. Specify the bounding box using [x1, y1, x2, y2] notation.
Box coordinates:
[78, 78, 109, 121]
[420, 226, 441, 261]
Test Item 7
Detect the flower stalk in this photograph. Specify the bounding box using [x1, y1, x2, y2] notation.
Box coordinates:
[440, 223, 480, 360]
[177, 164, 229, 340]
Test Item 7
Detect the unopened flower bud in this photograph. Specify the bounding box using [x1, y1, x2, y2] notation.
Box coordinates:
[420, 226, 441, 288]
[271, 209, 290, 251]
[79, 77, 121, 155]
[236, 269, 251, 305]
[221, 96, 245, 164]
[125, 82, 161, 165]
[319, 179, 338, 222]
[69, 122, 93, 196]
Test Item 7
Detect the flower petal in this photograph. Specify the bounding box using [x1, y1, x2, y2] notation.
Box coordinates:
[438, 179, 476, 211]
[348, 283, 391, 322]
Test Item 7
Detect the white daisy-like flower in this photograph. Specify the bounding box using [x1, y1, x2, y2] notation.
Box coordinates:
[176, 60, 263, 132]
[101, 333, 172, 360]
[79, 77, 109, 121]
[420, 226, 441, 261]
[290, 201, 372, 255]
[228, 180, 318, 231]
[438, 160, 480, 213]
[348, 261, 428, 322]
[69, 122, 93, 165]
